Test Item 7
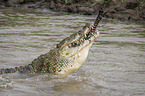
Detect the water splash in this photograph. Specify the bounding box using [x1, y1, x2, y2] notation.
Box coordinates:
[0, 76, 14, 88]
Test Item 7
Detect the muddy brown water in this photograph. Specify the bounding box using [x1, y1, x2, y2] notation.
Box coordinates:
[0, 7, 145, 96]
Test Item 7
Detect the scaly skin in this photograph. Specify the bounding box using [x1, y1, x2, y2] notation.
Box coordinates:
[0, 8, 103, 76]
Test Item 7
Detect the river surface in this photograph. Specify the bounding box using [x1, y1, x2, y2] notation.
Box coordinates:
[0, 7, 145, 96]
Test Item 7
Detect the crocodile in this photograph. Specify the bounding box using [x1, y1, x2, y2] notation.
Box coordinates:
[0, 8, 103, 76]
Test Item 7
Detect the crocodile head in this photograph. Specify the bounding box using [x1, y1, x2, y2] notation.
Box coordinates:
[47, 23, 100, 76]
[57, 23, 99, 58]
[45, 7, 103, 76]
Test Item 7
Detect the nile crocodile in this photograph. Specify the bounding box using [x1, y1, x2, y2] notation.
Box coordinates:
[0, 8, 103, 76]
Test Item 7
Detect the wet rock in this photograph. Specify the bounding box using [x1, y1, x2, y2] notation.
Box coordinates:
[50, 0, 55, 9]
[66, 5, 78, 13]
[140, 10, 145, 19]
[125, 0, 139, 9]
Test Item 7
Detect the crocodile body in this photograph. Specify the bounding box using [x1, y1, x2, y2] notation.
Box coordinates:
[0, 8, 103, 76]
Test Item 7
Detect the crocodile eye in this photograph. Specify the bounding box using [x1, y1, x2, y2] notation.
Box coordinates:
[71, 42, 78, 47]
[68, 42, 80, 48]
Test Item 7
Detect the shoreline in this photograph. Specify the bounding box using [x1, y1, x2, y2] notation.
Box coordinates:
[0, 0, 145, 23]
